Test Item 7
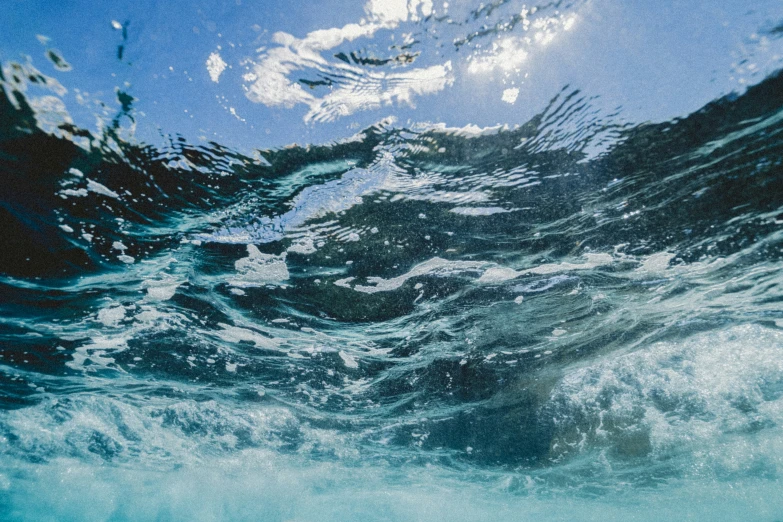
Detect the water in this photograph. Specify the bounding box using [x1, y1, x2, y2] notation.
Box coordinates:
[1, 1, 783, 520]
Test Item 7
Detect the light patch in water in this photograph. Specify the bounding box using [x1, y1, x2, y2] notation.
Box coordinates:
[338, 253, 614, 293]
[478, 254, 613, 283]
[58, 177, 120, 199]
[28, 95, 72, 135]
[287, 236, 318, 255]
[636, 252, 676, 274]
[450, 206, 513, 216]
[341, 257, 488, 293]
[477, 266, 520, 283]
[67, 334, 127, 370]
[428, 123, 510, 138]
[518, 253, 613, 276]
[204, 153, 405, 244]
[1, 443, 782, 521]
[230, 245, 289, 287]
[59, 187, 88, 197]
[86, 178, 120, 199]
[97, 305, 126, 327]
[551, 325, 783, 476]
[143, 280, 181, 301]
[339, 351, 359, 369]
[214, 323, 280, 350]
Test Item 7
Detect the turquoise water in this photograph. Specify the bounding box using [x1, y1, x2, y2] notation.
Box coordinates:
[2, 1, 783, 520]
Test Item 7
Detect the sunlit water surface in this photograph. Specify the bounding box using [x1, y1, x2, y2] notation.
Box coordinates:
[2, 0, 783, 520]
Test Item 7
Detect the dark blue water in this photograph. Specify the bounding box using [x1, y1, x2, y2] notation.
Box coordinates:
[2, 1, 783, 520]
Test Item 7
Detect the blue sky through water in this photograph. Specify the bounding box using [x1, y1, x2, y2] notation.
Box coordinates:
[0, 0, 781, 153]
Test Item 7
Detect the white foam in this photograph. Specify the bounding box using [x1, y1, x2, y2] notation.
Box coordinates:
[97, 305, 126, 327]
[339, 351, 359, 369]
[229, 245, 289, 287]
[67, 334, 127, 370]
[214, 323, 280, 350]
[520, 253, 613, 276]
[59, 188, 88, 197]
[287, 236, 318, 255]
[336, 254, 614, 293]
[450, 207, 514, 216]
[86, 178, 119, 199]
[636, 252, 676, 274]
[477, 266, 520, 283]
[344, 257, 487, 294]
[551, 324, 783, 474]
[430, 123, 509, 138]
[144, 282, 180, 301]
[479, 253, 613, 283]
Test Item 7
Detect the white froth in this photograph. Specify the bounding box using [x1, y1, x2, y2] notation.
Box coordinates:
[144, 283, 180, 301]
[86, 178, 120, 199]
[450, 207, 514, 216]
[551, 324, 783, 474]
[97, 305, 126, 327]
[287, 237, 318, 255]
[339, 351, 359, 369]
[477, 266, 520, 283]
[346, 257, 487, 294]
[215, 323, 280, 350]
[230, 245, 289, 287]
[336, 253, 615, 293]
[637, 252, 676, 274]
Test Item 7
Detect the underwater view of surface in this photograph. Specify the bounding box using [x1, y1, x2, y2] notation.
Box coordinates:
[2, 0, 783, 520]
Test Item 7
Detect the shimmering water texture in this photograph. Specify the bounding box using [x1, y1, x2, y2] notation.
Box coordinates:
[2, 2, 783, 521]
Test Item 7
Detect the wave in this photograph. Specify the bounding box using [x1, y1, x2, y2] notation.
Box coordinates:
[1, 43, 783, 519]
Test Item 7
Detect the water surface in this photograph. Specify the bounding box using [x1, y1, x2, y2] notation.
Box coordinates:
[1, 0, 783, 520]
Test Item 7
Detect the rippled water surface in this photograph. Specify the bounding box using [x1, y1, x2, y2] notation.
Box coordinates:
[2, 0, 783, 520]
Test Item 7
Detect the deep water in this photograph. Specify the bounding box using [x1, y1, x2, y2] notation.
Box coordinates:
[2, 2, 783, 520]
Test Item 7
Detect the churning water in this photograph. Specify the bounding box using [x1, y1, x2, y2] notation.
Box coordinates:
[1, 0, 783, 520]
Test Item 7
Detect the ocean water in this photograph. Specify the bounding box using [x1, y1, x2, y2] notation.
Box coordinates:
[2, 0, 783, 520]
